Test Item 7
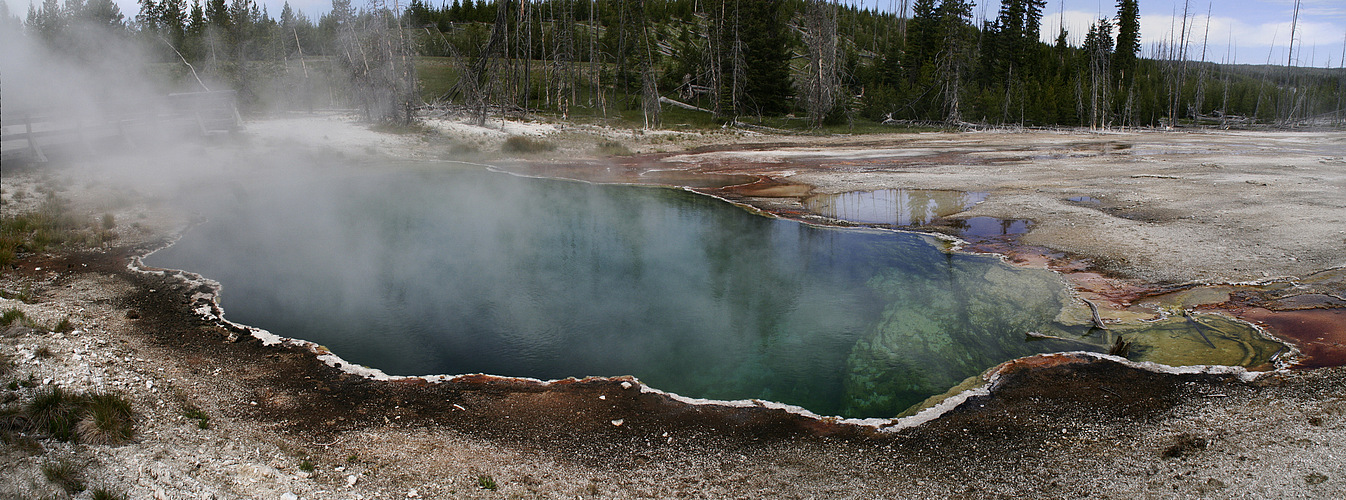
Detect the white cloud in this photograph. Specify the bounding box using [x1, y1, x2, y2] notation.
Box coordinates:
[1039, 8, 1343, 67]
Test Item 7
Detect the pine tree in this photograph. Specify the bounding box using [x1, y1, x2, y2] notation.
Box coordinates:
[1083, 17, 1114, 128]
[1113, 0, 1140, 86]
[740, 0, 792, 117]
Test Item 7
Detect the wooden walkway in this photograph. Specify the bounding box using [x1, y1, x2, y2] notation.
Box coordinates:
[1, 90, 241, 163]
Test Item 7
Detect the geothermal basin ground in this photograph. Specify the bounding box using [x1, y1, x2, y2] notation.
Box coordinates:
[0, 115, 1343, 498]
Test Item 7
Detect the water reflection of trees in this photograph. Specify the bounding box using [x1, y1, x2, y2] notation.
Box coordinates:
[805, 189, 987, 226]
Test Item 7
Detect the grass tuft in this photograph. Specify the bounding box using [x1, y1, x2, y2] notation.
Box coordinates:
[299, 459, 315, 472]
[77, 392, 135, 445]
[501, 136, 556, 154]
[21, 388, 135, 444]
[477, 474, 497, 490]
[0, 308, 26, 327]
[26, 386, 84, 442]
[0, 405, 32, 434]
[53, 317, 74, 333]
[595, 141, 633, 156]
[91, 486, 129, 500]
[41, 459, 86, 494]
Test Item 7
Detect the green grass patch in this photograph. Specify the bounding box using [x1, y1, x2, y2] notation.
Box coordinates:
[415, 57, 464, 103]
[477, 474, 497, 490]
[0, 196, 104, 266]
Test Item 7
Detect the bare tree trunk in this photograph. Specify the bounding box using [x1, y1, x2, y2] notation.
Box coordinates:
[1218, 29, 1232, 127]
[1075, 73, 1086, 128]
[640, 10, 659, 129]
[803, 0, 840, 127]
[465, 0, 514, 126]
[1194, 3, 1211, 127]
[1338, 32, 1346, 126]
[523, 0, 532, 113]
[707, 0, 724, 116]
[1280, 0, 1302, 125]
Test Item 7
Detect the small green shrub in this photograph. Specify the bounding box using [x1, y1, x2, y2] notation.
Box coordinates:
[183, 403, 210, 429]
[299, 459, 315, 472]
[41, 459, 85, 494]
[53, 317, 74, 333]
[33, 346, 53, 358]
[101, 213, 116, 230]
[501, 136, 557, 154]
[477, 474, 497, 490]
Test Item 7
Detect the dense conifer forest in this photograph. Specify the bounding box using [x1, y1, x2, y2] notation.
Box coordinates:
[7, 0, 1344, 129]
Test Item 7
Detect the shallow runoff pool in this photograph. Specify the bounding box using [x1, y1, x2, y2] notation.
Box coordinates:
[146, 164, 1273, 418]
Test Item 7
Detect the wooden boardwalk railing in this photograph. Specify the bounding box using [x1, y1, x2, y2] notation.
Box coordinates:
[1, 90, 240, 163]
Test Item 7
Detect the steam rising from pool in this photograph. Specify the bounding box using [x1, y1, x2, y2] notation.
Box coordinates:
[147, 165, 1112, 417]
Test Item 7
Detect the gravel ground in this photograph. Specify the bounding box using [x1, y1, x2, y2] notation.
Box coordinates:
[1, 115, 1342, 499]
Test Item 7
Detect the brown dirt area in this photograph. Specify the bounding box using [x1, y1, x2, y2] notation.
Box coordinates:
[1, 115, 1343, 498]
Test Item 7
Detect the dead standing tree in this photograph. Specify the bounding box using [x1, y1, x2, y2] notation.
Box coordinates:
[637, 1, 660, 129]
[461, 0, 512, 126]
[801, 0, 840, 127]
[336, 0, 419, 124]
[936, 0, 973, 125]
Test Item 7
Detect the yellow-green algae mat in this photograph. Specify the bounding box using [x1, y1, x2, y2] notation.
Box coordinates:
[889, 298, 1287, 419]
[1108, 314, 1285, 368]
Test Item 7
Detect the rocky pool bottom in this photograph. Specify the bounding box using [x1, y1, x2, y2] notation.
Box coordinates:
[142, 164, 1291, 419]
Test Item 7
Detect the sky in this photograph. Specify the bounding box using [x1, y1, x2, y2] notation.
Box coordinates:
[41, 0, 1346, 68]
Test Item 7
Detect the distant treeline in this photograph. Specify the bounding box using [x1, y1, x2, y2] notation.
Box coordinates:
[7, 0, 1344, 128]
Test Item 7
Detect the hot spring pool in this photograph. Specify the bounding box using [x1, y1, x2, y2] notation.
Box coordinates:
[146, 164, 1276, 418]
